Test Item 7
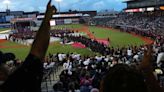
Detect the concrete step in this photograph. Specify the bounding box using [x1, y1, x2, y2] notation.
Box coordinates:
[41, 66, 63, 92]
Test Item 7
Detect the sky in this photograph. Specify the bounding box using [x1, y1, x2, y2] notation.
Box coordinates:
[0, 0, 126, 12]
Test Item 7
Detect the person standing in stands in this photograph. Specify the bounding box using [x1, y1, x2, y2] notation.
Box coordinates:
[0, 0, 57, 92]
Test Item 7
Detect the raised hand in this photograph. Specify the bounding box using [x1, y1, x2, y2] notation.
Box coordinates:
[139, 45, 153, 71]
[45, 0, 57, 21]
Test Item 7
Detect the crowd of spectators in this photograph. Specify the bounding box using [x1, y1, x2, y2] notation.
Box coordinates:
[50, 43, 164, 92]
[49, 13, 164, 92]
[66, 35, 110, 55]
[43, 28, 164, 92]
[50, 29, 74, 38]
[0, 4, 164, 91]
[10, 28, 36, 39]
[108, 14, 164, 35]
[1, 40, 163, 92]
[93, 13, 164, 36]
[107, 14, 164, 42]
[8, 28, 36, 45]
[7, 25, 164, 92]
[91, 13, 164, 47]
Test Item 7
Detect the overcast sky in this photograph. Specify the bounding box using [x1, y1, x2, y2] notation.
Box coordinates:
[0, 0, 126, 12]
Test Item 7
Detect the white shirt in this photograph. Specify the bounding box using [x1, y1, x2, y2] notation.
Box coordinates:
[133, 54, 139, 62]
[83, 58, 90, 66]
[63, 62, 69, 70]
[104, 57, 109, 62]
[63, 60, 72, 70]
[95, 56, 102, 62]
[62, 54, 66, 60]
[157, 52, 164, 67]
[43, 62, 48, 68]
[58, 54, 63, 61]
[58, 53, 66, 61]
[75, 54, 81, 60]
[127, 49, 132, 56]
[72, 54, 80, 60]
[48, 62, 55, 68]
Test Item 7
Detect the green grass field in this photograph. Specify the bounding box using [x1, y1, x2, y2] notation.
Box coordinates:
[89, 26, 145, 47]
[0, 28, 10, 32]
[0, 41, 95, 60]
[0, 24, 146, 60]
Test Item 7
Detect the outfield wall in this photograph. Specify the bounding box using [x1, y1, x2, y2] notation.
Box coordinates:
[51, 18, 79, 25]
[36, 18, 79, 26]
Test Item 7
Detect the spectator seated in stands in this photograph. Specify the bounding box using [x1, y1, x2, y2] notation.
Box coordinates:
[51, 45, 164, 92]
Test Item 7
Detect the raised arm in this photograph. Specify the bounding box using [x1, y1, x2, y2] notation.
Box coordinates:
[0, 1, 57, 92]
[139, 45, 164, 92]
[30, 0, 57, 59]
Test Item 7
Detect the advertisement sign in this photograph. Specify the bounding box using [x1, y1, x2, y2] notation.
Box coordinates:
[147, 7, 155, 11]
[160, 6, 164, 10]
[50, 20, 56, 26]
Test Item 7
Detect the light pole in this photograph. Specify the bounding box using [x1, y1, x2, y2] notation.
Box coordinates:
[3, 0, 11, 10]
[55, 0, 62, 14]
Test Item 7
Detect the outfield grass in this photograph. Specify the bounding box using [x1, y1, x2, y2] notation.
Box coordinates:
[1, 41, 95, 60]
[47, 42, 95, 56]
[0, 24, 93, 60]
[0, 28, 10, 32]
[89, 26, 145, 47]
[1, 47, 30, 60]
[1, 41, 23, 46]
[0, 41, 29, 60]
[51, 24, 82, 29]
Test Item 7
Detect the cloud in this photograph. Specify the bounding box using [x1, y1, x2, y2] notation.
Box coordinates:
[92, 1, 106, 10]
[38, 6, 46, 12]
[61, 0, 126, 11]
[0, 0, 126, 12]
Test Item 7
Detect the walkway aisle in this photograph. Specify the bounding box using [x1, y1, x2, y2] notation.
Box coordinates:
[41, 66, 63, 92]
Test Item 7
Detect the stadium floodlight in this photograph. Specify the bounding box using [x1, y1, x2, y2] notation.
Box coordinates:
[55, 0, 62, 2]
[3, 0, 11, 10]
[55, 0, 62, 14]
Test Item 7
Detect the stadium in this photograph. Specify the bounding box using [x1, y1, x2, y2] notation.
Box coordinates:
[0, 0, 164, 92]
